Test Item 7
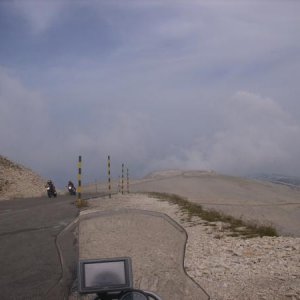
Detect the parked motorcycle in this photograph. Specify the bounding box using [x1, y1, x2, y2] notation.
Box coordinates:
[78, 257, 162, 300]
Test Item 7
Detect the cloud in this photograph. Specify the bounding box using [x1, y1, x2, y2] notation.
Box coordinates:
[12, 0, 67, 34]
[0, 67, 49, 163]
[0, 65, 154, 182]
[151, 91, 300, 176]
[1, 1, 300, 184]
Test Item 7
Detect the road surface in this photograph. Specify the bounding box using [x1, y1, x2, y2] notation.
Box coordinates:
[0, 195, 79, 299]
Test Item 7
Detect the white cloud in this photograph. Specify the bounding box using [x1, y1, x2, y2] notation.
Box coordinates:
[0, 67, 49, 163]
[152, 91, 300, 176]
[12, 0, 67, 34]
[1, 1, 300, 183]
[208, 92, 300, 175]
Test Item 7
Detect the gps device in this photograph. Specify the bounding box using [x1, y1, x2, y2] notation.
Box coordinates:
[78, 257, 133, 294]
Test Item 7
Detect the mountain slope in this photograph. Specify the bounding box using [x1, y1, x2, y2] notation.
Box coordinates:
[0, 155, 46, 200]
[131, 169, 300, 236]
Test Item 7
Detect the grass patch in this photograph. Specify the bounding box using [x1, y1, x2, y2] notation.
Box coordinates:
[147, 192, 278, 238]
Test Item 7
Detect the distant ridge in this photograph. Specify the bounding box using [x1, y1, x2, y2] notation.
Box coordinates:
[249, 173, 300, 189]
[0, 155, 46, 200]
[144, 169, 216, 179]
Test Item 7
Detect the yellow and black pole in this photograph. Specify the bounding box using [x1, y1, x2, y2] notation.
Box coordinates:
[118, 175, 121, 193]
[77, 155, 82, 206]
[127, 168, 129, 194]
[121, 163, 124, 195]
[108, 155, 111, 198]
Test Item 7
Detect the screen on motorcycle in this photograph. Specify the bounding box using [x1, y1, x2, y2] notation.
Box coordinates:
[78, 257, 133, 294]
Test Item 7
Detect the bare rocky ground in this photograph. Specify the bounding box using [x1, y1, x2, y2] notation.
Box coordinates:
[87, 193, 300, 300]
[1, 158, 299, 299]
[130, 170, 300, 237]
[0, 155, 46, 200]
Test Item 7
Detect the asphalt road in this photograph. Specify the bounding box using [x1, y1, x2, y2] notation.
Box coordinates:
[0, 194, 79, 300]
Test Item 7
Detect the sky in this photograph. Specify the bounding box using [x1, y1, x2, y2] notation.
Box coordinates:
[0, 0, 300, 187]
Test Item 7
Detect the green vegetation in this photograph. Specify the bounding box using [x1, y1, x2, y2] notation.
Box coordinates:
[147, 192, 278, 238]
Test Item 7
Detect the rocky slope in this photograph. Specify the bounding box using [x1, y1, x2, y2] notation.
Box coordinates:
[0, 155, 46, 200]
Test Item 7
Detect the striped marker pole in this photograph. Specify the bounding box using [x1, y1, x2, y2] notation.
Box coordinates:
[118, 175, 121, 193]
[77, 155, 82, 206]
[121, 163, 124, 195]
[108, 155, 111, 199]
[127, 168, 129, 194]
